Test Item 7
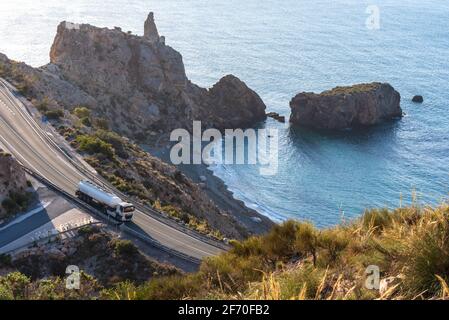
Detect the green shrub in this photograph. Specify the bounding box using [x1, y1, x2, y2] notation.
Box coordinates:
[0, 254, 12, 267]
[276, 264, 325, 299]
[361, 208, 393, 233]
[0, 272, 30, 300]
[80, 117, 91, 127]
[77, 225, 99, 237]
[294, 222, 319, 266]
[35, 98, 49, 112]
[102, 275, 202, 300]
[262, 221, 299, 261]
[73, 106, 91, 119]
[318, 228, 350, 265]
[94, 130, 128, 158]
[93, 118, 109, 130]
[113, 240, 138, 257]
[76, 135, 115, 159]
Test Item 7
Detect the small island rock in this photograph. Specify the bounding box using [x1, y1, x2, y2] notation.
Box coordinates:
[412, 95, 423, 103]
[289, 82, 402, 130]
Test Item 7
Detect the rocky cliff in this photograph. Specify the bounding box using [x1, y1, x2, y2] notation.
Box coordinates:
[290, 83, 402, 130]
[45, 13, 266, 138]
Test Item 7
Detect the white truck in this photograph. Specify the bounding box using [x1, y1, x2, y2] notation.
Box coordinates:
[76, 180, 135, 222]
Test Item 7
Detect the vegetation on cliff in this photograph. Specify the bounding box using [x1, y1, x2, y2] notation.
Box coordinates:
[0, 225, 179, 299]
[1, 53, 249, 240]
[54, 109, 243, 240]
[2, 203, 449, 300]
[0, 151, 33, 220]
[94, 202, 449, 300]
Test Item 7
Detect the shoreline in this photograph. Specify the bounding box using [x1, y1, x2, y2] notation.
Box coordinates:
[144, 145, 275, 236]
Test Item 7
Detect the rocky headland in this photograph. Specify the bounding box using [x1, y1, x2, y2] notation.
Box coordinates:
[47, 13, 266, 138]
[1, 13, 267, 140]
[289, 82, 402, 130]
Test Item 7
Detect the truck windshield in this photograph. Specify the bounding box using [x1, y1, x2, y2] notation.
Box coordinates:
[123, 206, 135, 213]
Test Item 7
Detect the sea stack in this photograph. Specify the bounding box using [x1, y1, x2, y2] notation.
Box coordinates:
[289, 83, 402, 130]
[144, 12, 160, 43]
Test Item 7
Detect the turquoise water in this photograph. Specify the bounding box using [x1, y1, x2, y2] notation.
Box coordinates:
[1, 0, 448, 226]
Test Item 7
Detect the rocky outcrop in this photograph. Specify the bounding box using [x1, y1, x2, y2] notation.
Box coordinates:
[412, 95, 423, 103]
[43, 14, 266, 139]
[144, 12, 160, 43]
[267, 112, 286, 123]
[290, 83, 402, 130]
[0, 53, 96, 110]
[207, 75, 267, 129]
[0, 151, 28, 218]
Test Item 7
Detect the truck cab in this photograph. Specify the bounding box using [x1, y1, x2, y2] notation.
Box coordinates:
[119, 203, 135, 222]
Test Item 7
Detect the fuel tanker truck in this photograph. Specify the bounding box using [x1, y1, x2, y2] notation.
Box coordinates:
[76, 180, 135, 222]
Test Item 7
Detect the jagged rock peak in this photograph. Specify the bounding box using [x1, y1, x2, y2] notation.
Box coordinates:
[144, 12, 160, 43]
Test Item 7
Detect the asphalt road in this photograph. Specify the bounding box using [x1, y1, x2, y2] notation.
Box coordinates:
[0, 78, 223, 260]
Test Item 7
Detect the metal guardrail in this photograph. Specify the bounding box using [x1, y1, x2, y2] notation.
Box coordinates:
[120, 225, 201, 265]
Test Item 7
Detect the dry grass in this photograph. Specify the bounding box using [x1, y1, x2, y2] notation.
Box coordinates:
[111, 203, 449, 300]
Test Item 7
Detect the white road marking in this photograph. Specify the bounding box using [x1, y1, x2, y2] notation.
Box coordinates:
[0, 98, 15, 115]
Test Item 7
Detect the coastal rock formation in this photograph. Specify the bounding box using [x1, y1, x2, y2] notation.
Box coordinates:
[45, 14, 266, 138]
[267, 112, 286, 123]
[207, 75, 267, 129]
[289, 83, 402, 130]
[144, 12, 160, 43]
[0, 151, 28, 218]
[0, 53, 96, 110]
[412, 95, 423, 103]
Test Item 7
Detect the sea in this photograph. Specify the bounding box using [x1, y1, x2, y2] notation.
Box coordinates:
[1, 0, 448, 227]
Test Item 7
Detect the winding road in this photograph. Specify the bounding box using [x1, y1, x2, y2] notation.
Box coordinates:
[0, 78, 224, 260]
